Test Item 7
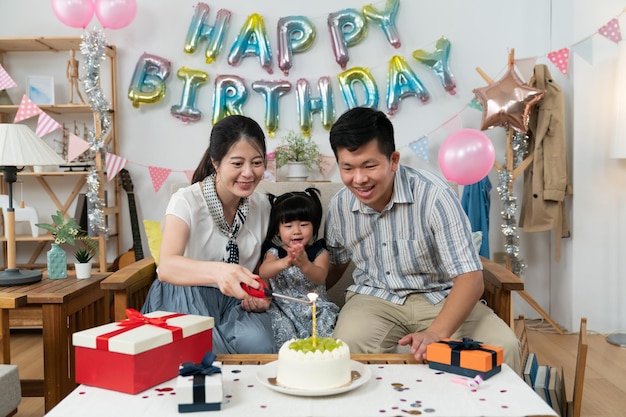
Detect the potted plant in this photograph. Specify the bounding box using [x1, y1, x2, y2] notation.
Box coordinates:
[73, 246, 97, 279]
[274, 130, 322, 181]
[36, 210, 98, 279]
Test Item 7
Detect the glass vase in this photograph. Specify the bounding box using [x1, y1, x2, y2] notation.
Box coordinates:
[47, 243, 67, 279]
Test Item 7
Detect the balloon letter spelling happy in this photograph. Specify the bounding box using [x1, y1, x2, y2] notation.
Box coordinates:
[184, 2, 231, 64]
[228, 13, 273, 74]
[277, 16, 316, 76]
[327, 8, 367, 70]
[128, 53, 171, 108]
[362, 0, 401, 48]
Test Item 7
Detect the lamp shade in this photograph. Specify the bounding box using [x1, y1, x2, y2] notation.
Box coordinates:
[611, 41, 626, 159]
[0, 123, 65, 166]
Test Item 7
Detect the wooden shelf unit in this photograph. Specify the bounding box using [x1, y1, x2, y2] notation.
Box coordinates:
[0, 36, 121, 272]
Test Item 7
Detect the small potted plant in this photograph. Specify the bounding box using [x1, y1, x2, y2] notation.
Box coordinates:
[274, 130, 322, 181]
[36, 210, 98, 279]
[73, 246, 97, 279]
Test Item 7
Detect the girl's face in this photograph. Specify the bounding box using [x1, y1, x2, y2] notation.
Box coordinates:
[214, 139, 265, 200]
[278, 220, 314, 248]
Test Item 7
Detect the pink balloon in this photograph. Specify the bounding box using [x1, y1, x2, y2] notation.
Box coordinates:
[95, 0, 137, 29]
[51, 0, 94, 29]
[438, 128, 495, 185]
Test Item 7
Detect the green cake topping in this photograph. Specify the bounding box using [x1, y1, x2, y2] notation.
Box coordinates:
[288, 337, 343, 353]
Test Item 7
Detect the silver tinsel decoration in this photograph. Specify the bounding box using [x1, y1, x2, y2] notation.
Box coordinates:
[80, 28, 112, 237]
[495, 130, 529, 276]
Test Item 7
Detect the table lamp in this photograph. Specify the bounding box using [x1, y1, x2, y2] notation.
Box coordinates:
[0, 123, 65, 285]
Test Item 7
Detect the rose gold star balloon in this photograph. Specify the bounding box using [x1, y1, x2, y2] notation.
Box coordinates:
[473, 67, 545, 133]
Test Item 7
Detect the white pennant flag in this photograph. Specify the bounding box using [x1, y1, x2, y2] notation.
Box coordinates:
[68, 133, 91, 162]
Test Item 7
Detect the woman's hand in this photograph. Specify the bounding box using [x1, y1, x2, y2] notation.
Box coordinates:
[241, 296, 270, 312]
[216, 263, 262, 299]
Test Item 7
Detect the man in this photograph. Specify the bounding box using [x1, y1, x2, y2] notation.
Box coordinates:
[325, 107, 521, 372]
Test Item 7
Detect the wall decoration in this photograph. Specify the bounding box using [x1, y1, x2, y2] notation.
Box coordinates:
[277, 15, 316, 76]
[128, 52, 172, 108]
[170, 67, 209, 124]
[296, 77, 335, 136]
[184, 3, 231, 64]
[412, 36, 456, 95]
[251, 79, 292, 137]
[26, 75, 55, 105]
[211, 74, 247, 125]
[227, 13, 273, 74]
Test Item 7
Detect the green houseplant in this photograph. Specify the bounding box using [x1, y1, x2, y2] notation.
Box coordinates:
[274, 130, 322, 180]
[36, 210, 99, 279]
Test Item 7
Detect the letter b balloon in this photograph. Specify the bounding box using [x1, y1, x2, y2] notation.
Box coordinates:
[438, 129, 495, 185]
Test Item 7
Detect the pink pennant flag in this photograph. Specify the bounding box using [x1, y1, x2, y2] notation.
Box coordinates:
[547, 48, 570, 75]
[105, 152, 128, 182]
[598, 17, 622, 43]
[148, 166, 172, 192]
[0, 64, 17, 90]
[35, 112, 62, 137]
[319, 155, 336, 180]
[13, 94, 42, 122]
[184, 170, 194, 183]
[68, 133, 91, 162]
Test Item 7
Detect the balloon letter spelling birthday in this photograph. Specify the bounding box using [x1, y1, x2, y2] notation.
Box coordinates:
[94, 0, 137, 29]
[337, 67, 379, 109]
[212, 74, 248, 125]
[296, 77, 335, 136]
[184, 3, 231, 64]
[170, 67, 209, 124]
[277, 16, 316, 76]
[386, 55, 430, 115]
[52, 0, 94, 28]
[128, 53, 171, 108]
[362, 0, 401, 48]
[327, 8, 367, 70]
[228, 13, 273, 74]
[438, 128, 495, 185]
[412, 37, 456, 95]
[251, 80, 292, 137]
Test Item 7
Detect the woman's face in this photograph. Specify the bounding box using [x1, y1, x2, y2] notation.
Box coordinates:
[214, 138, 266, 200]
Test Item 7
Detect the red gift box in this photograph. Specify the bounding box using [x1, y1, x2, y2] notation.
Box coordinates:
[73, 309, 213, 394]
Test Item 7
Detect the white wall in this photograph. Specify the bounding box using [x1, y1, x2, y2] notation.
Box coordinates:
[1, 0, 624, 334]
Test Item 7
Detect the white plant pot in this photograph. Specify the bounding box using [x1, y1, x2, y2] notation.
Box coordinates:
[74, 262, 93, 279]
[285, 161, 310, 181]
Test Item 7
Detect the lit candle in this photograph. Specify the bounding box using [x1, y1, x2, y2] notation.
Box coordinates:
[307, 293, 319, 347]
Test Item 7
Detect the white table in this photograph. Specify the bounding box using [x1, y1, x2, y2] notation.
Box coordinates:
[45, 363, 557, 417]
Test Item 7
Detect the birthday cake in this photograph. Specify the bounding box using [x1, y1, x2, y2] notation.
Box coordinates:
[276, 337, 351, 390]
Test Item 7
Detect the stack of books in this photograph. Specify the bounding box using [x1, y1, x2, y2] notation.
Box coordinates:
[521, 352, 566, 416]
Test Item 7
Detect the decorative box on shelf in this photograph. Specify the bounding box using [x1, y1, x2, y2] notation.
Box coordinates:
[72, 309, 214, 394]
[426, 338, 503, 380]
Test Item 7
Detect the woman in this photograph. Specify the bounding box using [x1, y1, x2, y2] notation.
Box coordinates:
[141, 115, 275, 354]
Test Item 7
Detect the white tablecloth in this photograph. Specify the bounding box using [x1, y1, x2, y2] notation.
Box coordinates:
[46, 363, 557, 417]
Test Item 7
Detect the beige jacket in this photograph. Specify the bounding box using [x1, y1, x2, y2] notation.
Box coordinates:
[519, 64, 572, 261]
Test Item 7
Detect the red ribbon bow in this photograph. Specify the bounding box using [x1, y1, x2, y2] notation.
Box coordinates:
[95, 308, 185, 351]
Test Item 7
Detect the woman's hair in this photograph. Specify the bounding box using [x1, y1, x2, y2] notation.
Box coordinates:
[191, 115, 267, 183]
[266, 188, 323, 242]
[329, 106, 395, 159]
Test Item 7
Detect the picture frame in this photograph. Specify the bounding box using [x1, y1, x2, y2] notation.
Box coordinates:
[26, 75, 55, 105]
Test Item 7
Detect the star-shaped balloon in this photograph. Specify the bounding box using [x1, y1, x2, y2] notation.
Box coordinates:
[472, 67, 545, 133]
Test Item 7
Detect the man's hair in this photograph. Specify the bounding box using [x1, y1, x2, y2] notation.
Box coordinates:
[329, 107, 395, 159]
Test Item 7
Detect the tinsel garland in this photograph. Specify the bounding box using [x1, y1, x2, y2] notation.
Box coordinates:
[80, 28, 112, 237]
[495, 130, 529, 276]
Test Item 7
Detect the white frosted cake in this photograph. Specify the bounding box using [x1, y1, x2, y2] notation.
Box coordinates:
[276, 337, 351, 390]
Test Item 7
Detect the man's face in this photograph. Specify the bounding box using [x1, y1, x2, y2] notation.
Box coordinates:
[336, 139, 399, 212]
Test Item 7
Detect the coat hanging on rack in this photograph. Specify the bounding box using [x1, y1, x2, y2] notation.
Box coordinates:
[519, 64, 572, 261]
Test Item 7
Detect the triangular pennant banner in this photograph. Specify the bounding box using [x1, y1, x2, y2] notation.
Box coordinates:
[67, 133, 91, 162]
[35, 112, 62, 137]
[184, 170, 194, 183]
[13, 94, 42, 122]
[572, 37, 594, 64]
[319, 155, 336, 180]
[467, 97, 482, 111]
[598, 17, 622, 43]
[0, 64, 17, 90]
[148, 166, 172, 192]
[514, 57, 538, 82]
[409, 136, 429, 162]
[547, 47, 570, 75]
[105, 152, 128, 182]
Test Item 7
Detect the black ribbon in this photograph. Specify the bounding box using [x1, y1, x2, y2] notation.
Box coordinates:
[442, 338, 498, 369]
[179, 351, 222, 405]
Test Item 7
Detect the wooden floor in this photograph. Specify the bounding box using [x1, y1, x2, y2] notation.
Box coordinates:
[7, 319, 626, 417]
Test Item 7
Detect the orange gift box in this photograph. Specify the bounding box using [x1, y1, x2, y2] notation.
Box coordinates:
[426, 338, 503, 379]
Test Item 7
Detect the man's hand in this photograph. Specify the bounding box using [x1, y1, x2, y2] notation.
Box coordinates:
[398, 331, 442, 362]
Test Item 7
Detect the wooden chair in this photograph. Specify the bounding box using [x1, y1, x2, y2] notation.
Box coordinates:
[567, 317, 588, 417]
